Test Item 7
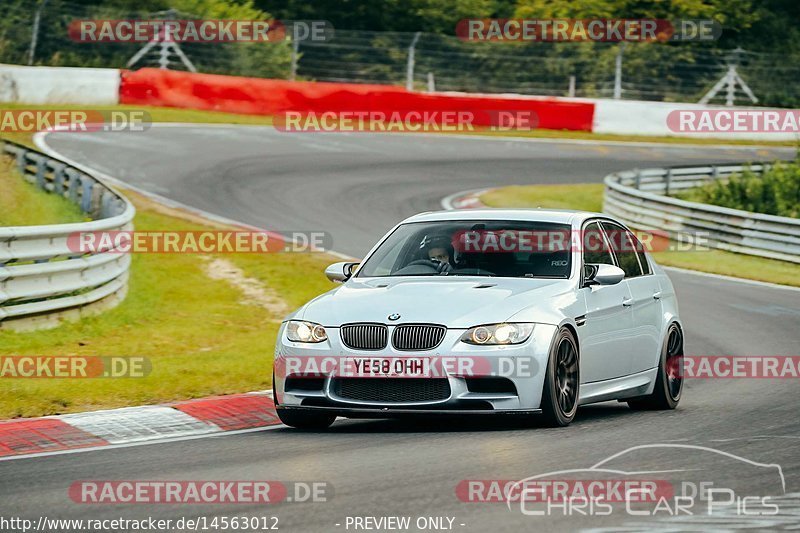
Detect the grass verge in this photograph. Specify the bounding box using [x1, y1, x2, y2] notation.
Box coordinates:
[481, 183, 800, 287]
[1, 109, 340, 419]
[0, 159, 86, 226]
[0, 183, 336, 419]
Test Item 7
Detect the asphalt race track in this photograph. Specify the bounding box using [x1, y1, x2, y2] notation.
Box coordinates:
[3, 126, 799, 532]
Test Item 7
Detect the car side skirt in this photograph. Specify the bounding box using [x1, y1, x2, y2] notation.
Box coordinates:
[578, 367, 658, 406]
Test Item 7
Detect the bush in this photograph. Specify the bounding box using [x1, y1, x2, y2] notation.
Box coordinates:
[678, 160, 800, 218]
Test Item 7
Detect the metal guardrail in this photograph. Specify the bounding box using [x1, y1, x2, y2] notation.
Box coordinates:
[0, 140, 135, 329]
[603, 163, 800, 264]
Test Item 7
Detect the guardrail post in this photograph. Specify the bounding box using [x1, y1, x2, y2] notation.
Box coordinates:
[15, 150, 27, 174]
[664, 169, 673, 196]
[90, 181, 103, 217]
[53, 163, 67, 195]
[711, 166, 719, 181]
[81, 176, 93, 213]
[634, 168, 641, 189]
[66, 169, 80, 203]
[35, 157, 48, 190]
[101, 191, 114, 218]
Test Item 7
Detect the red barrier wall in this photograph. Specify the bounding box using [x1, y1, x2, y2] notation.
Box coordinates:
[120, 69, 594, 131]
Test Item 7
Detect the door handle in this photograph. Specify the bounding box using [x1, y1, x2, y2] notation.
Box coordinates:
[622, 297, 633, 307]
[653, 291, 662, 300]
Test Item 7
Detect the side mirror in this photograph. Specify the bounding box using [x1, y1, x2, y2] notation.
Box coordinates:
[585, 263, 625, 286]
[325, 261, 360, 283]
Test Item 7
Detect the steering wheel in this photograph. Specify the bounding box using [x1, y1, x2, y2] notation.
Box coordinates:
[394, 259, 453, 275]
[405, 259, 441, 269]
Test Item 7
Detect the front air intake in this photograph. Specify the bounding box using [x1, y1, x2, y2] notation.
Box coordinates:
[331, 378, 451, 403]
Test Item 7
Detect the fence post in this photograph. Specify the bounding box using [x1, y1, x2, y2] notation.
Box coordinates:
[290, 32, 300, 81]
[406, 32, 422, 91]
[27, 0, 50, 65]
[613, 43, 625, 99]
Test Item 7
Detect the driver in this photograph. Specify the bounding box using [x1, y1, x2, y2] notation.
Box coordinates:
[423, 235, 454, 273]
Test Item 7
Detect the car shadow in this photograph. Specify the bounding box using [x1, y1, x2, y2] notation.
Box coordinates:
[277, 402, 637, 434]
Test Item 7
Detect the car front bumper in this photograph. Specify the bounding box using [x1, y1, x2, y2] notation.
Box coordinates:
[273, 323, 558, 416]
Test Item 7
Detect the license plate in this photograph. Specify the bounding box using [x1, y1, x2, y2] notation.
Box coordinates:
[347, 357, 431, 378]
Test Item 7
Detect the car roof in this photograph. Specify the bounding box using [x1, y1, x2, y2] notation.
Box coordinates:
[402, 208, 604, 225]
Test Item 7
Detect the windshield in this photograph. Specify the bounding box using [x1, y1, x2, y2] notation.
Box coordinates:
[357, 220, 572, 278]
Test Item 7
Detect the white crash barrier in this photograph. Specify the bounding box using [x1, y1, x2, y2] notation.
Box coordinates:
[0, 64, 120, 105]
[593, 99, 800, 141]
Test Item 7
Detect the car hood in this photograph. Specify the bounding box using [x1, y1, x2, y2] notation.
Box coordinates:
[298, 276, 573, 328]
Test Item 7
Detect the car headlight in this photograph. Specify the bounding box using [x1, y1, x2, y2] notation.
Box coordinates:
[460, 323, 534, 345]
[286, 320, 328, 343]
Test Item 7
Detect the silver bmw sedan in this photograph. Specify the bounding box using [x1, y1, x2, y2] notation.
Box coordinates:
[273, 209, 683, 429]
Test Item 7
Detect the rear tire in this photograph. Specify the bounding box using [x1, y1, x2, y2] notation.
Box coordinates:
[276, 408, 336, 430]
[539, 328, 580, 427]
[628, 323, 683, 410]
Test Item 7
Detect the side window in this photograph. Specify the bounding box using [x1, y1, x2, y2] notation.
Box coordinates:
[582, 222, 614, 266]
[630, 231, 651, 275]
[602, 222, 643, 278]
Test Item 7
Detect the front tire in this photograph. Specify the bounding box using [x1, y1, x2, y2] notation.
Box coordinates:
[540, 327, 580, 427]
[273, 370, 336, 429]
[276, 408, 336, 430]
[628, 323, 683, 410]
